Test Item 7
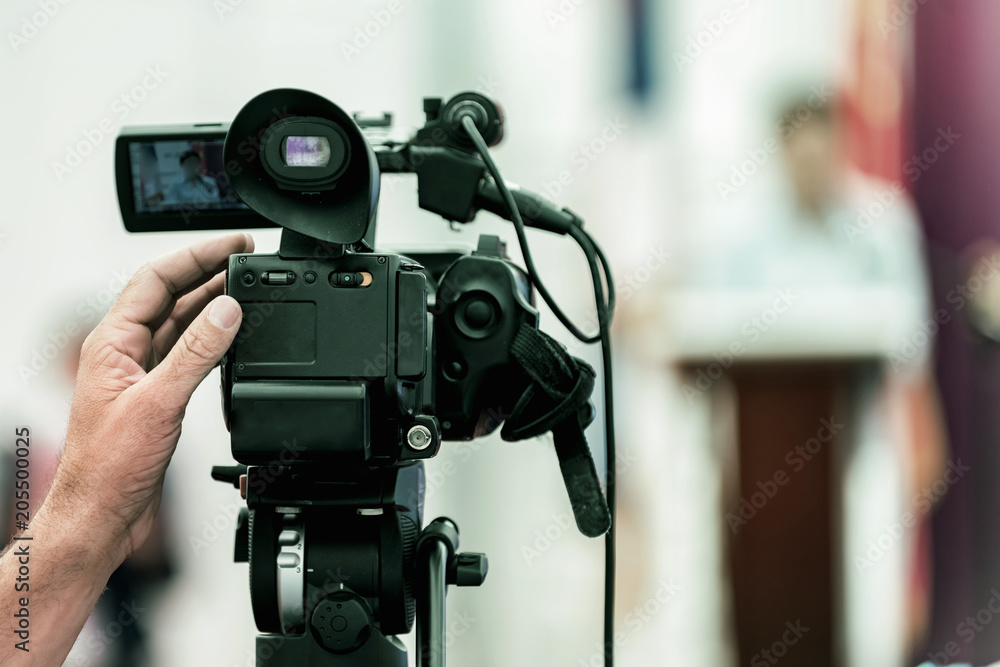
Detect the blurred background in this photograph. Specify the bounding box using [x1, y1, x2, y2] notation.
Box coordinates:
[1, 0, 998, 665]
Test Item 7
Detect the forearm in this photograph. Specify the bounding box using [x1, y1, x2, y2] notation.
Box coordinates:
[0, 476, 124, 665]
[0, 234, 248, 663]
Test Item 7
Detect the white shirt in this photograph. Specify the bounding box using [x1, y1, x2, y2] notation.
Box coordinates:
[167, 174, 219, 206]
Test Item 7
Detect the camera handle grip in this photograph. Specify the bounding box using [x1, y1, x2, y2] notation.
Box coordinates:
[500, 323, 612, 538]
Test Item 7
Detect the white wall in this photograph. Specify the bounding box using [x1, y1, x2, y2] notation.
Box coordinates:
[0, 0, 857, 664]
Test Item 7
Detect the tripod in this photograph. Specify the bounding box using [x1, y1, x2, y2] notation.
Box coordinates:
[212, 462, 487, 666]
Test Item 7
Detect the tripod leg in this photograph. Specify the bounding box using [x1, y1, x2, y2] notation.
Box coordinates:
[417, 538, 449, 667]
[415, 518, 488, 667]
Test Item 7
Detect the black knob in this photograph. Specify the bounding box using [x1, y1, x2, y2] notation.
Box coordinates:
[423, 97, 443, 122]
[455, 295, 499, 339]
[450, 552, 488, 587]
[463, 298, 494, 329]
[211, 464, 247, 488]
[310, 591, 373, 654]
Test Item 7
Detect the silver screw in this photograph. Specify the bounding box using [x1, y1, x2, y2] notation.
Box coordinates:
[406, 425, 433, 451]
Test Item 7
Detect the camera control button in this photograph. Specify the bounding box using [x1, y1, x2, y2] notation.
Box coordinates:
[261, 271, 296, 286]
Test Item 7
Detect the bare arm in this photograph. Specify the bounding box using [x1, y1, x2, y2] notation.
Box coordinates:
[0, 487, 121, 662]
[0, 233, 253, 664]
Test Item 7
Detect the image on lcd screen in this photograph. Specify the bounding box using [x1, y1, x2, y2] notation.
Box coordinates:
[128, 139, 249, 214]
[285, 136, 332, 167]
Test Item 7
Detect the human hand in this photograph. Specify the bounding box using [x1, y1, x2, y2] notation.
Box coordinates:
[45, 233, 253, 567]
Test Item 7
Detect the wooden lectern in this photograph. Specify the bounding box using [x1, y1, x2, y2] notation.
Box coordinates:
[647, 287, 919, 667]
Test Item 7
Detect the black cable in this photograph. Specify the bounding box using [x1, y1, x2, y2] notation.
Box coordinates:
[461, 116, 617, 667]
[592, 232, 617, 318]
[569, 226, 616, 667]
[461, 117, 601, 344]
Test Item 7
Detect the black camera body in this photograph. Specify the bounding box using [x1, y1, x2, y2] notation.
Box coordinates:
[115, 87, 607, 667]
[223, 249, 433, 467]
[222, 240, 537, 469]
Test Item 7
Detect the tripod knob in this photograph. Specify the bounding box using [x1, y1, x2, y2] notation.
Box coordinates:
[450, 552, 488, 587]
[310, 591, 373, 654]
[211, 464, 247, 488]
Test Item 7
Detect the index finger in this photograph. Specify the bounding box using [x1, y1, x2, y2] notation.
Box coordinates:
[110, 233, 254, 326]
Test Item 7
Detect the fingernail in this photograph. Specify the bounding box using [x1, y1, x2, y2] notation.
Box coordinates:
[208, 297, 241, 329]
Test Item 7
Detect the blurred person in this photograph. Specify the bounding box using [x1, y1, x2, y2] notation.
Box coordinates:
[0, 234, 252, 666]
[721, 96, 930, 293]
[725, 90, 949, 657]
[166, 150, 219, 206]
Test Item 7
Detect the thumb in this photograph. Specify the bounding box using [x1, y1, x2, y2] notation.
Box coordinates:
[147, 295, 242, 407]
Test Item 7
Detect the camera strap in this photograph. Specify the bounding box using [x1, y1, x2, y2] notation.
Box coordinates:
[501, 323, 612, 538]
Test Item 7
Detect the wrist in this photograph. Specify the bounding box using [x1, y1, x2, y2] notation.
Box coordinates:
[0, 472, 124, 666]
[32, 465, 129, 576]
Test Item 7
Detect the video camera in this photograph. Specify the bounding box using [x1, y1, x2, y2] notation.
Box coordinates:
[115, 88, 614, 667]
